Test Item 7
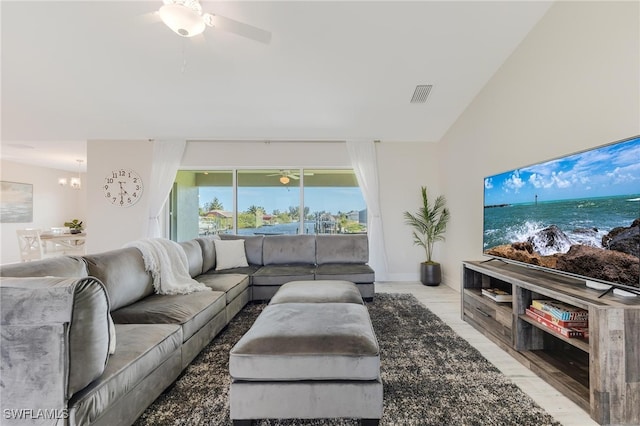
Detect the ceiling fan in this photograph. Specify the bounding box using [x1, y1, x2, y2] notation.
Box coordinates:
[156, 0, 271, 44]
[268, 170, 315, 185]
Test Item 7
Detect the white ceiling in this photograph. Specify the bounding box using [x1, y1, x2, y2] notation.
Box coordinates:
[1, 1, 553, 172]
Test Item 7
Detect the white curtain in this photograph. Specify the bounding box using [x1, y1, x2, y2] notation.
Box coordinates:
[147, 140, 186, 238]
[346, 140, 388, 281]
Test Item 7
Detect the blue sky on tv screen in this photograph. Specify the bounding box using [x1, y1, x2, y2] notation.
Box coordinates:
[484, 137, 640, 206]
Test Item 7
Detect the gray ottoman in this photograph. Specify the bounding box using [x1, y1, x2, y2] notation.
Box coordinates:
[229, 302, 382, 425]
[269, 279, 364, 305]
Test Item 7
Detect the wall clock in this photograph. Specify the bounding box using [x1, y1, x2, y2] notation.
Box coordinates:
[103, 168, 144, 207]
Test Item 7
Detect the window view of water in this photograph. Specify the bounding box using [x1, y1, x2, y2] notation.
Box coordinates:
[234, 221, 315, 235]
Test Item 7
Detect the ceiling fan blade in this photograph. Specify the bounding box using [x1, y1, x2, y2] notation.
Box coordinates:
[204, 13, 272, 44]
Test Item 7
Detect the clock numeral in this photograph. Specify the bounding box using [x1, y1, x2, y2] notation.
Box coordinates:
[106, 178, 114, 184]
[132, 192, 138, 198]
[106, 192, 111, 198]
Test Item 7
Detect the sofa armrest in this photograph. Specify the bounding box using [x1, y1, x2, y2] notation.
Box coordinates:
[1, 277, 111, 423]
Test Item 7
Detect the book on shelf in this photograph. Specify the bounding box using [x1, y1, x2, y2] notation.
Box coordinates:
[481, 288, 512, 302]
[531, 299, 588, 321]
[572, 326, 589, 339]
[528, 306, 588, 328]
[525, 308, 588, 338]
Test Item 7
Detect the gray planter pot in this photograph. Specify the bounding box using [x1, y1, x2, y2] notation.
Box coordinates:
[420, 262, 441, 286]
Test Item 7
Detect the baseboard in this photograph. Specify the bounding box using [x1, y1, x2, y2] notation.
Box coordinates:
[376, 273, 419, 282]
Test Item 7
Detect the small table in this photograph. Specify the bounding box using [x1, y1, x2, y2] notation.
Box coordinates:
[40, 232, 86, 254]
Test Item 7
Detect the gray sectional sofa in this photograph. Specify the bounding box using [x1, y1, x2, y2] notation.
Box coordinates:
[0, 233, 374, 426]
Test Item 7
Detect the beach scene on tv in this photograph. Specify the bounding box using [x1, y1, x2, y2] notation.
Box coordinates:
[483, 136, 640, 287]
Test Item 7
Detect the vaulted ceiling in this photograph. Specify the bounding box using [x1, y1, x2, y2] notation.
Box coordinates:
[1, 1, 553, 171]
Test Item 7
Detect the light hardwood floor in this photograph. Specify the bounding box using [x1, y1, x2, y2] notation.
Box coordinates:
[375, 281, 599, 426]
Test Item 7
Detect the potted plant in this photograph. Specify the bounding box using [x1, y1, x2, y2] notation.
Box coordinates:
[403, 186, 450, 285]
[64, 219, 84, 234]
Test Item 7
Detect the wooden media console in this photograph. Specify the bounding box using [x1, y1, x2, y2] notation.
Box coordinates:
[462, 260, 640, 425]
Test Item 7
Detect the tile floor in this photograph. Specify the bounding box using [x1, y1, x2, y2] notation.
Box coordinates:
[375, 281, 599, 426]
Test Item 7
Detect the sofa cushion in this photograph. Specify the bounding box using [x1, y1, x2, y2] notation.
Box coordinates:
[316, 234, 369, 264]
[262, 235, 316, 265]
[195, 237, 217, 273]
[84, 248, 154, 311]
[0, 256, 88, 278]
[219, 234, 264, 265]
[68, 323, 182, 425]
[269, 280, 363, 305]
[214, 239, 249, 270]
[179, 240, 204, 277]
[252, 264, 315, 286]
[229, 303, 379, 381]
[205, 265, 262, 277]
[196, 273, 250, 304]
[315, 263, 375, 283]
[110, 290, 226, 342]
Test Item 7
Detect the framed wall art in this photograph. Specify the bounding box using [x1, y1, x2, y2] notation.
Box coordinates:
[1, 181, 33, 223]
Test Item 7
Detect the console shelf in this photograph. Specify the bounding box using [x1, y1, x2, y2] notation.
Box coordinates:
[462, 260, 640, 425]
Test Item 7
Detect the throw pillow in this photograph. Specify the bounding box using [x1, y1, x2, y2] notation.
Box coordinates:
[214, 239, 249, 270]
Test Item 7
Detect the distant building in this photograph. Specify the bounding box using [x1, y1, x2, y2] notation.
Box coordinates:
[346, 211, 359, 222]
[205, 210, 233, 219]
[359, 209, 367, 225]
[202, 210, 233, 234]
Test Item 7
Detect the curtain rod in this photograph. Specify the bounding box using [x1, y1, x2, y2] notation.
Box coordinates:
[186, 140, 382, 144]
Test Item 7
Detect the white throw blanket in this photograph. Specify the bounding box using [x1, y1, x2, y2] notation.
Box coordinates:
[125, 238, 210, 295]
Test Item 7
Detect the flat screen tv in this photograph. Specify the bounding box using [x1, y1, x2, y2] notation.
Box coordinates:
[483, 135, 640, 291]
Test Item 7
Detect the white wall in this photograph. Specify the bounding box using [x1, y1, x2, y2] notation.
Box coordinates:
[377, 142, 440, 281]
[182, 141, 353, 169]
[86, 140, 154, 253]
[438, 1, 640, 291]
[1, 160, 86, 264]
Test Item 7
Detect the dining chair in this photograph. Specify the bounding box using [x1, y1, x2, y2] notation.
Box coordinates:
[16, 229, 47, 262]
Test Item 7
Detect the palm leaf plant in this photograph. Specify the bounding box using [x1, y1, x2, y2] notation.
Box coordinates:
[403, 186, 450, 284]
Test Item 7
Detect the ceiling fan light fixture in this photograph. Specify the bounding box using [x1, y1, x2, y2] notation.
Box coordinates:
[279, 176, 290, 185]
[159, 4, 205, 37]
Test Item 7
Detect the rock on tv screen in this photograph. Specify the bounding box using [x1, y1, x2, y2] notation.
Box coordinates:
[483, 135, 639, 287]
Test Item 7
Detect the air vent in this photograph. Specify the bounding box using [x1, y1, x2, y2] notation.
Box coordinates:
[410, 84, 433, 103]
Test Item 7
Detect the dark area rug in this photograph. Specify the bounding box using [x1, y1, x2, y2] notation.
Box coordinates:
[134, 293, 561, 426]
